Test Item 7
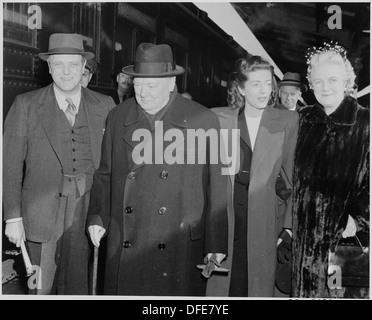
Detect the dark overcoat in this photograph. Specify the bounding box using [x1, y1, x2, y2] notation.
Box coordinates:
[3, 84, 115, 241]
[292, 96, 369, 298]
[206, 106, 299, 297]
[87, 93, 228, 296]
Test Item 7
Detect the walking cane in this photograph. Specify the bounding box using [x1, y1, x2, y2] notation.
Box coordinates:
[20, 241, 33, 276]
[92, 246, 99, 295]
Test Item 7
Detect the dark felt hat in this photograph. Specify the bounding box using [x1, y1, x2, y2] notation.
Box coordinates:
[38, 33, 95, 61]
[278, 72, 307, 92]
[85, 59, 98, 74]
[122, 43, 185, 78]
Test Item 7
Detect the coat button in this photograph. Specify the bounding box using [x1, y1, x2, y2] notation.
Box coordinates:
[125, 206, 133, 214]
[160, 170, 169, 179]
[128, 172, 135, 179]
[158, 242, 166, 250]
[123, 241, 131, 248]
[158, 207, 167, 215]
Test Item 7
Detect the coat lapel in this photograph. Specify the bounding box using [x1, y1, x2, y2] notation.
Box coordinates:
[122, 104, 149, 171]
[36, 84, 64, 166]
[250, 106, 286, 178]
[238, 110, 252, 150]
[215, 108, 240, 187]
[159, 99, 188, 164]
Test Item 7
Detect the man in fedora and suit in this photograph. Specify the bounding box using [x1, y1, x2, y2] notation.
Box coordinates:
[80, 58, 98, 88]
[110, 67, 134, 105]
[3, 33, 115, 295]
[276, 72, 307, 112]
[87, 43, 228, 296]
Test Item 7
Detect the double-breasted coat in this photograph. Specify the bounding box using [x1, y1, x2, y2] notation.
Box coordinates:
[3, 84, 115, 242]
[206, 105, 299, 297]
[87, 92, 228, 296]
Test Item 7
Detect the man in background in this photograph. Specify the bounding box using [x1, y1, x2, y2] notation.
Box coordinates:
[111, 67, 134, 104]
[80, 58, 98, 88]
[276, 72, 307, 111]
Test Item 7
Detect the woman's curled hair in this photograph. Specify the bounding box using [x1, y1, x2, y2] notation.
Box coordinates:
[227, 55, 278, 110]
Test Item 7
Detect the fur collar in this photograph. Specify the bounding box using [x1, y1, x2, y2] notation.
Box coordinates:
[301, 96, 358, 126]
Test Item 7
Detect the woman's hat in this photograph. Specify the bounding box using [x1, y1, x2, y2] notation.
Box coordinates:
[38, 33, 95, 61]
[122, 43, 185, 78]
[278, 72, 307, 92]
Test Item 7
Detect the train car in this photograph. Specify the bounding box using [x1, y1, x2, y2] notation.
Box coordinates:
[3, 2, 247, 119]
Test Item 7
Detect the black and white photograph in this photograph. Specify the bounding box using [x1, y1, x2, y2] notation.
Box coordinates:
[1, 1, 370, 304]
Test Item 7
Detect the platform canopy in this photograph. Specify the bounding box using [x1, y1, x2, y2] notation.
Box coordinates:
[194, 2, 284, 79]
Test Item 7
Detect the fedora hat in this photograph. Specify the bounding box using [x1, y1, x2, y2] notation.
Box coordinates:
[38, 33, 95, 61]
[279, 72, 307, 92]
[85, 59, 98, 74]
[122, 43, 185, 77]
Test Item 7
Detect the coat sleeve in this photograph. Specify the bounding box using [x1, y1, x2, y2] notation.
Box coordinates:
[344, 120, 369, 233]
[87, 108, 115, 229]
[204, 113, 229, 255]
[281, 112, 300, 230]
[3, 95, 28, 221]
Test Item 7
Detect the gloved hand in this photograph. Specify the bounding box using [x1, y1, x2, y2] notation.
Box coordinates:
[5, 220, 26, 248]
[88, 225, 106, 248]
[196, 253, 228, 278]
[277, 229, 292, 264]
[275, 174, 292, 201]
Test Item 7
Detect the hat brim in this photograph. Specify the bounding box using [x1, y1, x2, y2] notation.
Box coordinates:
[279, 81, 307, 92]
[38, 51, 95, 61]
[121, 65, 185, 78]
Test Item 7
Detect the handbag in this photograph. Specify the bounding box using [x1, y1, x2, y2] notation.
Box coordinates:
[328, 234, 369, 287]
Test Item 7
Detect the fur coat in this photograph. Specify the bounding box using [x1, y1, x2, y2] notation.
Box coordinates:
[292, 96, 369, 298]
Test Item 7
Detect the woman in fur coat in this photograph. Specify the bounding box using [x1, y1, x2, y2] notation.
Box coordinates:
[292, 42, 369, 298]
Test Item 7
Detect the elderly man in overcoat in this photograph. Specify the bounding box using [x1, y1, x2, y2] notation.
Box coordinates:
[87, 43, 228, 296]
[3, 33, 115, 295]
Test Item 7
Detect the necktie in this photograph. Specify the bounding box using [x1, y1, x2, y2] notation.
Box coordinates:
[65, 98, 77, 126]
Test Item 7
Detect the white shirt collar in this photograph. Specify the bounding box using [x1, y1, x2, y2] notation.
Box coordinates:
[53, 84, 82, 113]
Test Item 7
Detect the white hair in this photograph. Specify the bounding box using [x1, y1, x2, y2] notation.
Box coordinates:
[307, 50, 356, 94]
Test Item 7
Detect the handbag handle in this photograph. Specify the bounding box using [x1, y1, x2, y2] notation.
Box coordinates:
[334, 235, 367, 254]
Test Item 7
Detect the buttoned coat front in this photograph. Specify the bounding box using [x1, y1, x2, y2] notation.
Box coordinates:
[206, 105, 299, 297]
[87, 94, 228, 296]
[3, 84, 115, 242]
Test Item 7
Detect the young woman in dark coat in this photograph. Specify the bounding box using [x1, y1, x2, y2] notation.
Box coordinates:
[292, 42, 369, 298]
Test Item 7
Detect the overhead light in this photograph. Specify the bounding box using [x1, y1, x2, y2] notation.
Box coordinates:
[362, 30, 370, 33]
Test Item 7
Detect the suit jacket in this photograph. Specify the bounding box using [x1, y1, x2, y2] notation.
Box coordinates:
[207, 105, 299, 297]
[87, 93, 228, 296]
[3, 84, 115, 242]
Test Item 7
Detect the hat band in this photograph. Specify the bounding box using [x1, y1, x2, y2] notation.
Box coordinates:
[47, 47, 86, 54]
[281, 80, 302, 84]
[134, 62, 175, 75]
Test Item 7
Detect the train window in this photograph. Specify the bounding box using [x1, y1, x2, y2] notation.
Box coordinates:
[74, 3, 101, 63]
[3, 2, 37, 47]
[114, 20, 134, 70]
